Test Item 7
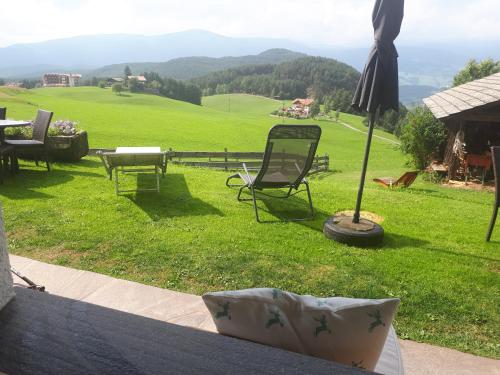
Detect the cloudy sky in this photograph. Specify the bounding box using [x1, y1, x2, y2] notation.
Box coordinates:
[1, 0, 499, 48]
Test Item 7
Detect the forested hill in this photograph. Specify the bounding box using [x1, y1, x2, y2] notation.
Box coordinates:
[89, 49, 306, 80]
[191, 56, 360, 107]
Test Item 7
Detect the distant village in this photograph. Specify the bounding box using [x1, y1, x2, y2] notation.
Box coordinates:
[41, 73, 147, 87]
[3, 73, 147, 88]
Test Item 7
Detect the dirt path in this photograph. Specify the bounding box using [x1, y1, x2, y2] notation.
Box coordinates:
[339, 121, 401, 145]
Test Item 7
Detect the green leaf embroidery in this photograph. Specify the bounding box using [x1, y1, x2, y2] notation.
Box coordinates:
[266, 308, 284, 328]
[272, 288, 283, 300]
[352, 360, 365, 369]
[313, 314, 332, 336]
[215, 301, 231, 320]
[316, 298, 327, 307]
[368, 309, 386, 332]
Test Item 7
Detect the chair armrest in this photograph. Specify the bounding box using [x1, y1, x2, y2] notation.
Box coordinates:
[242, 163, 252, 184]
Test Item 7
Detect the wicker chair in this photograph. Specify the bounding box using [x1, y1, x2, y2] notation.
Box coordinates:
[226, 125, 322, 222]
[486, 147, 499, 241]
[4, 110, 53, 171]
[0, 107, 16, 182]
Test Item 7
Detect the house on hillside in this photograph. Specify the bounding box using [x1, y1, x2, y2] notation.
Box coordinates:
[288, 98, 315, 118]
[4, 82, 24, 88]
[127, 75, 147, 84]
[42, 73, 81, 87]
[424, 72, 500, 181]
[107, 77, 124, 86]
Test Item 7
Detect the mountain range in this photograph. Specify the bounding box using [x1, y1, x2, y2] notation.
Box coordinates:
[1, 29, 499, 104]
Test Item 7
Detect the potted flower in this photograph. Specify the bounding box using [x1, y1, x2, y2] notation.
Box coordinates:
[5, 119, 89, 162]
[46, 120, 89, 162]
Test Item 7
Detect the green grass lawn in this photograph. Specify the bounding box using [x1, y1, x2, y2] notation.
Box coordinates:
[1, 87, 499, 358]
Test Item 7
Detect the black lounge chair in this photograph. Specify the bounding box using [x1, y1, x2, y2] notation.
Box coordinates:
[4, 109, 53, 171]
[486, 147, 499, 241]
[226, 124, 322, 222]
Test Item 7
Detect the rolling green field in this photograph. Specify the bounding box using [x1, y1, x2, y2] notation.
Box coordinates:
[1, 87, 499, 358]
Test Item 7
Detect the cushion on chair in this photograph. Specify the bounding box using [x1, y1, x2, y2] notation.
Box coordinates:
[0, 206, 15, 312]
[203, 288, 399, 372]
[4, 139, 44, 146]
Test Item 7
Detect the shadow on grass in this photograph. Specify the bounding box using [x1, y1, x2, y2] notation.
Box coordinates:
[235, 187, 330, 226]
[421, 244, 500, 263]
[127, 173, 223, 220]
[71, 158, 104, 168]
[0, 162, 103, 200]
[237, 188, 435, 249]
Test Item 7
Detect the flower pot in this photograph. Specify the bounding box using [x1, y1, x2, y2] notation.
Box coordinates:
[8, 131, 89, 162]
[47, 131, 89, 161]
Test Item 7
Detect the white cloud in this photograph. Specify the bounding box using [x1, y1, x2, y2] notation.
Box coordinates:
[0, 0, 499, 47]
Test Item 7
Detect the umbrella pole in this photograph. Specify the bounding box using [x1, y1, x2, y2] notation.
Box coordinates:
[353, 111, 377, 224]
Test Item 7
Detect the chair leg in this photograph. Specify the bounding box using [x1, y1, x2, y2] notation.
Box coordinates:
[114, 168, 120, 195]
[226, 173, 242, 187]
[12, 153, 19, 173]
[304, 181, 315, 219]
[486, 205, 498, 242]
[250, 186, 261, 223]
[155, 166, 160, 192]
[0, 156, 4, 184]
[237, 185, 247, 201]
[9, 152, 16, 175]
[45, 150, 51, 171]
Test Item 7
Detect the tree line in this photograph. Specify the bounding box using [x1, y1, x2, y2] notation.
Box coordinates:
[87, 66, 202, 105]
[191, 57, 361, 113]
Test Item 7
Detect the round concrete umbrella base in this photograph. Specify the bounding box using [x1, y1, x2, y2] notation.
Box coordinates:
[323, 214, 384, 247]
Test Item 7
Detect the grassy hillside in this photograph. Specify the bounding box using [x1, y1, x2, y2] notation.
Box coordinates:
[0, 87, 499, 358]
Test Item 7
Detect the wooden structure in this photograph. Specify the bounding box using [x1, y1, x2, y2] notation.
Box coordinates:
[424, 72, 500, 180]
[89, 149, 329, 174]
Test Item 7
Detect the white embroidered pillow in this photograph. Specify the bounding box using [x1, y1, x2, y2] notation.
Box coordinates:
[203, 288, 399, 371]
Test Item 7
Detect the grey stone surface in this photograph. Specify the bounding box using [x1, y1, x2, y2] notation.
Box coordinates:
[0, 287, 368, 375]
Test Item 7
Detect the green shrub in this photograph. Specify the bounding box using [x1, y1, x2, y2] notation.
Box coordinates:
[128, 78, 142, 93]
[309, 101, 320, 118]
[112, 83, 124, 95]
[4, 124, 33, 139]
[400, 107, 447, 170]
[98, 81, 106, 89]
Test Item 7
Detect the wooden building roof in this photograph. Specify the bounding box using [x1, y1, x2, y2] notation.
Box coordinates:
[424, 72, 500, 120]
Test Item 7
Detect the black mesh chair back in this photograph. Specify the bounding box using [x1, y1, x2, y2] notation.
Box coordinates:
[0, 107, 6, 120]
[486, 147, 500, 241]
[32, 110, 53, 143]
[254, 125, 322, 189]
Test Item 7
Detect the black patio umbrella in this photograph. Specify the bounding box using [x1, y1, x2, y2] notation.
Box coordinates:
[324, 0, 405, 246]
